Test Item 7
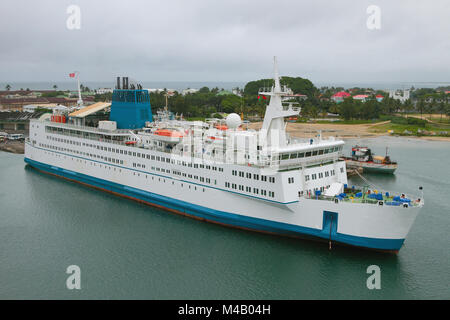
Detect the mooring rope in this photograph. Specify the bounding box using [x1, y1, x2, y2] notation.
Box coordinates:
[354, 169, 382, 191]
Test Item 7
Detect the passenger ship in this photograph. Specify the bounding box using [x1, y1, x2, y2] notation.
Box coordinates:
[24, 58, 423, 252]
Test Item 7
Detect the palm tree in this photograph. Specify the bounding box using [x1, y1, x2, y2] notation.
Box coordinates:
[5, 84, 11, 91]
[417, 99, 425, 119]
[403, 99, 413, 118]
[53, 84, 58, 91]
[438, 101, 446, 122]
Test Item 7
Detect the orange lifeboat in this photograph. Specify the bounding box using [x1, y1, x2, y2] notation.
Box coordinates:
[215, 125, 228, 131]
[154, 129, 184, 138]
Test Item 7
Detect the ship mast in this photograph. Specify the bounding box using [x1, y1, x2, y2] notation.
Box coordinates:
[74, 71, 83, 108]
[260, 57, 300, 148]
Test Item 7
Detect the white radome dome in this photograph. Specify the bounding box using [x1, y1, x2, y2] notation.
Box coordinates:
[226, 113, 241, 129]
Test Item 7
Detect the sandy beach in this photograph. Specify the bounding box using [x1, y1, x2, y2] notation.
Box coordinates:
[248, 121, 388, 140]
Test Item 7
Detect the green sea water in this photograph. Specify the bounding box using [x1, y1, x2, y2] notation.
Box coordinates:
[0, 136, 449, 299]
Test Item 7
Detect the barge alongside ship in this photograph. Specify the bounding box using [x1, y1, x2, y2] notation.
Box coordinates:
[341, 146, 398, 174]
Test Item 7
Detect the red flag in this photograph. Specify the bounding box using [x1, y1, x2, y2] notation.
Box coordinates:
[69, 73, 76, 78]
[262, 95, 266, 100]
[257, 95, 261, 100]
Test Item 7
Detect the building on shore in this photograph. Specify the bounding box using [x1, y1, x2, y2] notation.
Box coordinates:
[331, 91, 350, 103]
[0, 111, 49, 133]
[181, 88, 199, 95]
[389, 89, 410, 102]
[352, 94, 369, 102]
[23, 104, 70, 113]
[0, 96, 95, 111]
[95, 88, 114, 95]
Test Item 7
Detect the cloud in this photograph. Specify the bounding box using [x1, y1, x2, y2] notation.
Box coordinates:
[0, 0, 449, 83]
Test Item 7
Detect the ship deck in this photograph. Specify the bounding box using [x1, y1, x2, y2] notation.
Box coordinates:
[304, 187, 423, 208]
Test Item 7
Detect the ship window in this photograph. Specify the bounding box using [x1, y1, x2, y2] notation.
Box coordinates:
[290, 153, 298, 159]
[318, 150, 324, 155]
[281, 154, 289, 160]
[305, 175, 310, 181]
[305, 151, 311, 157]
[312, 150, 318, 156]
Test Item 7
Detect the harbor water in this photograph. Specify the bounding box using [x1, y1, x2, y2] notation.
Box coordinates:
[0, 136, 449, 299]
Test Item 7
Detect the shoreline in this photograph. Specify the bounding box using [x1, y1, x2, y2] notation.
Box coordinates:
[0, 141, 25, 154]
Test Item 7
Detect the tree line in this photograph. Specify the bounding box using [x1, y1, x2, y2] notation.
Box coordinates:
[91, 78, 450, 121]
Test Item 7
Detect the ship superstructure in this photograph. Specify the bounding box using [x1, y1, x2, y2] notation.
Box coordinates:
[24, 58, 423, 252]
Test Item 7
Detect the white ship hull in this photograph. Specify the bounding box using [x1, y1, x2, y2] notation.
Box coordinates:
[24, 139, 421, 252]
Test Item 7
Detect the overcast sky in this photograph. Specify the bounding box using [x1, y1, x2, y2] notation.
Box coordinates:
[0, 0, 449, 84]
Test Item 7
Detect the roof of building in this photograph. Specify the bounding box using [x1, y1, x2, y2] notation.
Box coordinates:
[353, 94, 369, 99]
[216, 90, 234, 96]
[331, 91, 351, 98]
[0, 111, 47, 121]
[69, 102, 111, 118]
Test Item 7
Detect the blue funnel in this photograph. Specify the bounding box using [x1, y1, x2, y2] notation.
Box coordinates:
[110, 89, 152, 129]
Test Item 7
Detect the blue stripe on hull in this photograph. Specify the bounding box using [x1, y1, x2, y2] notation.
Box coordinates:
[24, 158, 405, 251]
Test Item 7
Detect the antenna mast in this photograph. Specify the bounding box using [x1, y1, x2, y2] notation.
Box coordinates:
[74, 71, 83, 107]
